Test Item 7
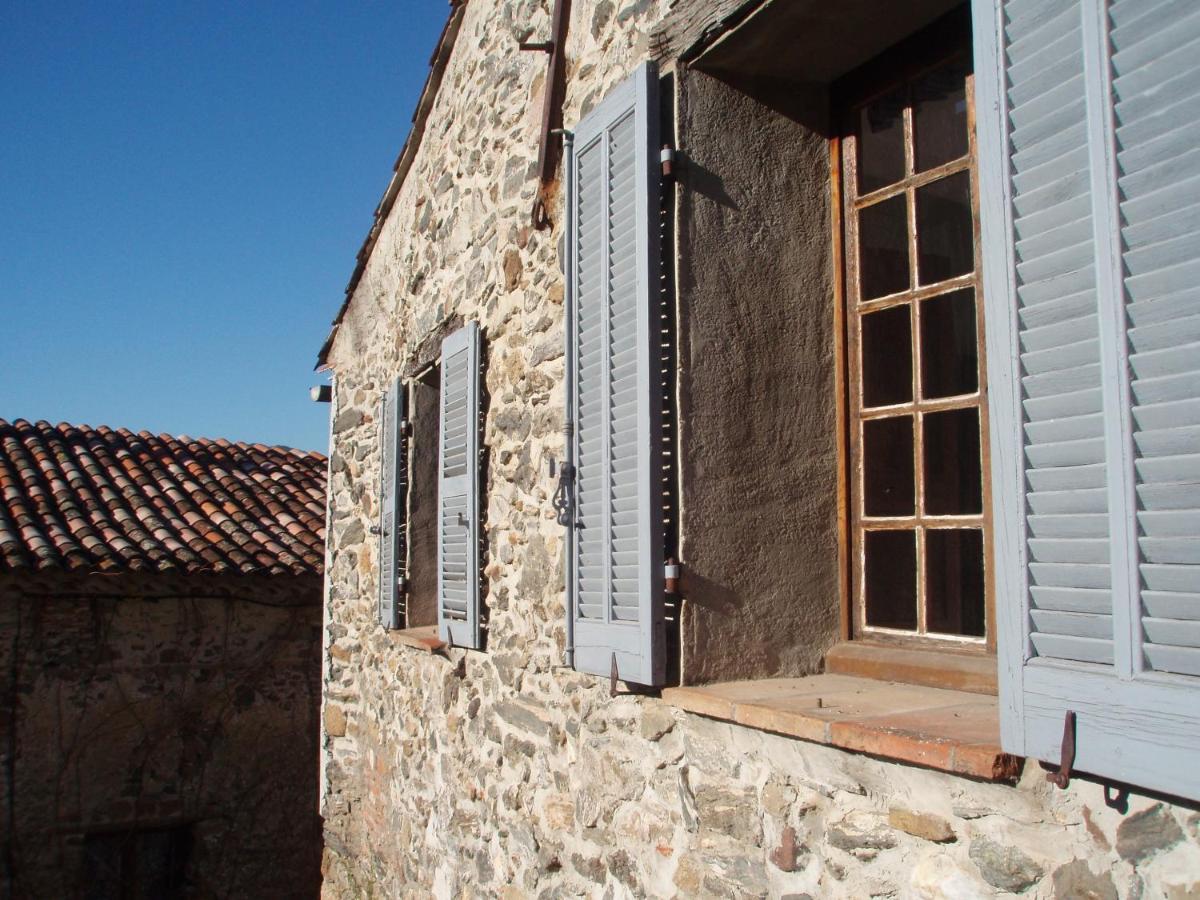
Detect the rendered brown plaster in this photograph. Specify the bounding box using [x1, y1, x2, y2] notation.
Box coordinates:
[676, 66, 839, 684]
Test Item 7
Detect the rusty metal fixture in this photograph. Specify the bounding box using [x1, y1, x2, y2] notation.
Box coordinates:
[770, 826, 799, 872]
[1046, 710, 1077, 789]
[526, 0, 571, 229]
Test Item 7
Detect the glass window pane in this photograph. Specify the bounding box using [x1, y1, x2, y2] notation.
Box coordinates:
[926, 528, 985, 636]
[864, 416, 914, 516]
[862, 304, 912, 407]
[865, 529, 917, 629]
[859, 195, 910, 300]
[916, 171, 973, 285]
[920, 289, 977, 398]
[923, 408, 982, 515]
[858, 88, 906, 193]
[913, 58, 969, 172]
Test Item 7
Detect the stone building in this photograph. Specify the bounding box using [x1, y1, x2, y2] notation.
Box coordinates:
[316, 0, 1200, 897]
[0, 418, 326, 898]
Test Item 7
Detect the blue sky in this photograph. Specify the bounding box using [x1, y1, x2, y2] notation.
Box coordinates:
[0, 2, 447, 452]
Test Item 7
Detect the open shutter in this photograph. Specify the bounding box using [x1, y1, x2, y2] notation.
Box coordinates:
[378, 378, 405, 630]
[437, 322, 482, 649]
[565, 61, 665, 686]
[976, 0, 1200, 800]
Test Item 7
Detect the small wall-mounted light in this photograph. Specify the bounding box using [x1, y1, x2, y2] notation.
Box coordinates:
[310, 385, 332, 403]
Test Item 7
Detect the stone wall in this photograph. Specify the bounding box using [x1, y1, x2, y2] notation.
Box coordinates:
[1, 571, 323, 898]
[317, 0, 1200, 897]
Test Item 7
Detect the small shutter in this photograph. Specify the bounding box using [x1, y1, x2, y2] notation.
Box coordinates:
[565, 61, 665, 686]
[378, 378, 405, 630]
[437, 322, 482, 649]
[976, 0, 1200, 800]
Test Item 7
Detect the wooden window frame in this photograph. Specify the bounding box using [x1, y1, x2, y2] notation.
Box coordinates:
[833, 37, 996, 654]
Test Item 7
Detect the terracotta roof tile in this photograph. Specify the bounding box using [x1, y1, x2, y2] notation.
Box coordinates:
[0, 419, 327, 576]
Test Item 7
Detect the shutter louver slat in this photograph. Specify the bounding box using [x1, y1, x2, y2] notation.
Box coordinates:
[566, 61, 664, 686]
[437, 323, 482, 648]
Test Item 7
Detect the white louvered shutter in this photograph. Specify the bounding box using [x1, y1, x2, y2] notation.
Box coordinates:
[566, 61, 666, 686]
[976, 0, 1200, 800]
[378, 378, 405, 630]
[437, 323, 482, 649]
[1112, 0, 1200, 680]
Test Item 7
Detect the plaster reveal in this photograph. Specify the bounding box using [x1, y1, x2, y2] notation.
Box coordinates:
[318, 1, 1200, 898]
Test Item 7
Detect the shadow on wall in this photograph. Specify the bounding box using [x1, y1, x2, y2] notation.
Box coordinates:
[2, 576, 324, 899]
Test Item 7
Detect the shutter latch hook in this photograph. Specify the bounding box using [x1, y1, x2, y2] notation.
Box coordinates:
[1047, 710, 1076, 789]
[553, 461, 575, 527]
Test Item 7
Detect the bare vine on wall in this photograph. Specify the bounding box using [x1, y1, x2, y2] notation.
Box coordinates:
[4, 581, 322, 899]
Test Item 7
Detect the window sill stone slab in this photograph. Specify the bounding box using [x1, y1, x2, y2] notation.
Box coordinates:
[388, 625, 445, 653]
[662, 673, 1022, 782]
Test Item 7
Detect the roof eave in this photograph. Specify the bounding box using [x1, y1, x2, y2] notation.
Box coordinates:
[315, 0, 469, 371]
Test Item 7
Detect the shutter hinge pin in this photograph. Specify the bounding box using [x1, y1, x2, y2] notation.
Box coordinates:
[664, 558, 681, 594]
[661, 145, 677, 178]
[1046, 710, 1076, 789]
[518, 39, 554, 53]
[369, 525, 382, 535]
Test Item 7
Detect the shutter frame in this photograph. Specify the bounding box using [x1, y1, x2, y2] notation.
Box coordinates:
[378, 377, 405, 630]
[565, 61, 666, 687]
[437, 322, 482, 649]
[976, 0, 1200, 801]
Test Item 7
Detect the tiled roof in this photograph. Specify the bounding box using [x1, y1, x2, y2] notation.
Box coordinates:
[0, 418, 326, 576]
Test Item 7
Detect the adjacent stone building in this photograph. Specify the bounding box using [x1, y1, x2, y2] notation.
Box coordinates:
[317, 1, 1200, 897]
[0, 418, 326, 898]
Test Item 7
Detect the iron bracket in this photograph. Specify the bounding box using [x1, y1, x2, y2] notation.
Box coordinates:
[1046, 710, 1076, 789]
[609, 654, 620, 698]
[519, 40, 554, 53]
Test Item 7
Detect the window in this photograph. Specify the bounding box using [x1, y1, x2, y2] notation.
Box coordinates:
[84, 826, 192, 900]
[377, 322, 483, 649]
[838, 45, 991, 649]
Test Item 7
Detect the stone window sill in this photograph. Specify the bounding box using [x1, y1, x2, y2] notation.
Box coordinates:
[388, 624, 445, 653]
[662, 673, 1022, 782]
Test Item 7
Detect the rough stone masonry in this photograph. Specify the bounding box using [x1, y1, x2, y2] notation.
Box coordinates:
[317, 0, 1200, 897]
